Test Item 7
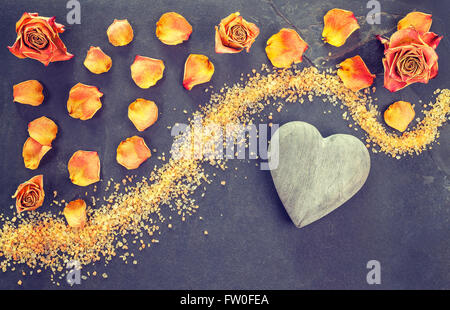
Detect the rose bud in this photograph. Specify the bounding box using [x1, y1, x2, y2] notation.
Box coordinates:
[384, 101, 415, 132]
[64, 199, 87, 229]
[13, 80, 44, 106]
[398, 12, 432, 34]
[68, 150, 100, 186]
[130, 55, 165, 89]
[265, 28, 309, 68]
[12, 175, 45, 213]
[183, 54, 214, 90]
[337, 55, 375, 92]
[67, 83, 103, 120]
[116, 136, 151, 170]
[8, 13, 73, 66]
[128, 99, 159, 132]
[107, 19, 134, 46]
[215, 12, 260, 54]
[322, 8, 360, 47]
[23, 137, 51, 170]
[83, 46, 112, 74]
[28, 116, 58, 146]
[156, 12, 193, 45]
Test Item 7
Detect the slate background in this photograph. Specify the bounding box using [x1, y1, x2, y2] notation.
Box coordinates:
[0, 0, 449, 289]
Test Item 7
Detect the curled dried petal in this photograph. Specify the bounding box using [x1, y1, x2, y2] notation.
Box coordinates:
[67, 83, 103, 120]
[397, 12, 432, 34]
[107, 19, 134, 46]
[265, 28, 309, 68]
[128, 99, 158, 132]
[384, 101, 415, 132]
[130, 55, 165, 89]
[28, 116, 58, 146]
[23, 137, 51, 170]
[68, 150, 100, 186]
[83, 46, 112, 74]
[12, 174, 45, 213]
[322, 8, 360, 47]
[13, 80, 44, 106]
[64, 199, 87, 228]
[337, 55, 375, 92]
[116, 136, 151, 170]
[156, 12, 193, 45]
[183, 54, 214, 90]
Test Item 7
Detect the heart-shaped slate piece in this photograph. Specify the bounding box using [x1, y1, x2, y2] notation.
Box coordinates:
[269, 121, 370, 228]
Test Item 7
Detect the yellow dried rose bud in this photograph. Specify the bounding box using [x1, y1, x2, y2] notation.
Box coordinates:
[83, 46, 112, 74]
[13, 80, 44, 106]
[156, 12, 192, 45]
[64, 199, 87, 228]
[12, 175, 45, 213]
[107, 19, 134, 46]
[128, 99, 158, 132]
[384, 101, 415, 132]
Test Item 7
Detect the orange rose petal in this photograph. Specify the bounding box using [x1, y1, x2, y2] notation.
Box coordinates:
[63, 199, 87, 228]
[183, 54, 214, 90]
[67, 83, 103, 120]
[23, 137, 51, 170]
[28, 116, 58, 146]
[384, 101, 415, 132]
[13, 80, 44, 106]
[12, 175, 45, 213]
[397, 12, 432, 34]
[83, 46, 112, 74]
[322, 8, 360, 47]
[337, 55, 375, 92]
[265, 28, 309, 68]
[68, 150, 100, 186]
[107, 19, 134, 46]
[156, 12, 193, 45]
[128, 99, 159, 132]
[116, 136, 151, 170]
[130, 55, 165, 89]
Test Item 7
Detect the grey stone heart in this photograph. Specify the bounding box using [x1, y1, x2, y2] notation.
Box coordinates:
[269, 121, 370, 228]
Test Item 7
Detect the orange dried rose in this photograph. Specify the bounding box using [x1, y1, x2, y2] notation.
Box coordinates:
[128, 98, 158, 132]
[68, 150, 100, 186]
[130, 55, 165, 89]
[215, 12, 260, 54]
[12, 175, 45, 213]
[384, 101, 415, 132]
[116, 136, 151, 170]
[398, 12, 432, 34]
[67, 83, 103, 120]
[337, 55, 375, 92]
[322, 8, 360, 47]
[107, 19, 134, 46]
[28, 116, 58, 146]
[13, 80, 44, 106]
[83, 46, 112, 74]
[265, 28, 309, 68]
[63, 199, 87, 228]
[23, 137, 51, 170]
[183, 54, 214, 90]
[156, 12, 192, 45]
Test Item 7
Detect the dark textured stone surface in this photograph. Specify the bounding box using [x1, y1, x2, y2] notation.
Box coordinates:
[0, 0, 449, 289]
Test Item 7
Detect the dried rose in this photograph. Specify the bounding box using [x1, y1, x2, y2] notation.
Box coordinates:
[23, 137, 51, 170]
[68, 150, 100, 186]
[107, 19, 134, 46]
[337, 55, 375, 92]
[397, 12, 432, 34]
[12, 175, 45, 213]
[265, 28, 308, 68]
[130, 55, 165, 89]
[128, 99, 159, 132]
[83, 46, 112, 74]
[28, 116, 58, 146]
[64, 199, 87, 228]
[13, 80, 44, 106]
[384, 101, 415, 132]
[156, 12, 192, 45]
[116, 136, 151, 170]
[8, 12, 73, 66]
[215, 12, 259, 54]
[322, 8, 360, 47]
[183, 54, 214, 90]
[67, 83, 103, 120]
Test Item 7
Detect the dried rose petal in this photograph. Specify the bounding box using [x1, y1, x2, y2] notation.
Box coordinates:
[12, 174, 45, 213]
[128, 99, 158, 132]
[265, 28, 309, 68]
[337, 55, 375, 92]
[116, 136, 151, 170]
[322, 8, 360, 47]
[183, 54, 214, 90]
[64, 199, 87, 228]
[397, 12, 432, 34]
[83, 46, 112, 74]
[384, 101, 415, 132]
[68, 150, 100, 186]
[107, 19, 134, 46]
[156, 12, 192, 45]
[13, 80, 44, 106]
[130, 55, 165, 89]
[23, 137, 51, 170]
[28, 116, 58, 146]
[67, 83, 103, 120]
